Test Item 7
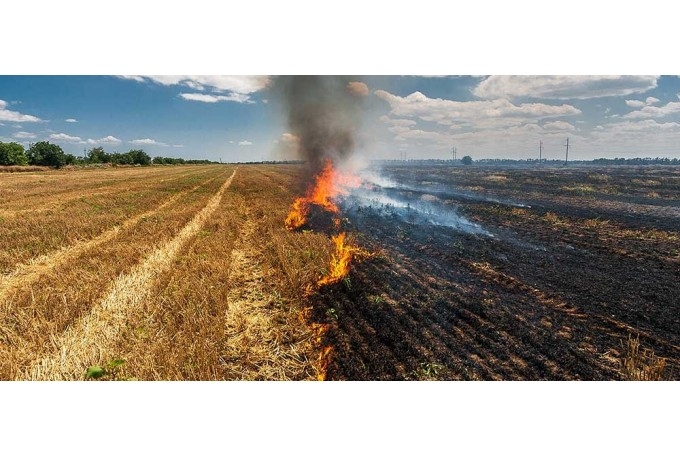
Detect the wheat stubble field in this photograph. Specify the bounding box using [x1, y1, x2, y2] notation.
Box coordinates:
[2, 163, 679, 381]
[0, 164, 335, 380]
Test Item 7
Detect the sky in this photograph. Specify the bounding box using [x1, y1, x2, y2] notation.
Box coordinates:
[2, 75, 680, 163]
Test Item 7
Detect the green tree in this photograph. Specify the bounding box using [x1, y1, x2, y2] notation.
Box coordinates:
[127, 149, 151, 165]
[0, 141, 29, 165]
[87, 146, 110, 163]
[27, 141, 67, 168]
[461, 155, 473, 165]
[64, 153, 78, 166]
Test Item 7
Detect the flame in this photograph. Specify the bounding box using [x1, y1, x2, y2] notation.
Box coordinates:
[318, 232, 353, 286]
[284, 159, 360, 230]
[284, 159, 366, 381]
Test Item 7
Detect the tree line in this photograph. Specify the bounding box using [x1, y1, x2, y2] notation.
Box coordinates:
[0, 141, 215, 168]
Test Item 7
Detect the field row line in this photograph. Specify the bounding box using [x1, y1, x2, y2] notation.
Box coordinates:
[0, 167, 213, 218]
[22, 169, 237, 380]
[0, 168, 230, 306]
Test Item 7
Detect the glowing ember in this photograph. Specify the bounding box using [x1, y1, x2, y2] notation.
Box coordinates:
[317, 346, 333, 381]
[284, 159, 360, 231]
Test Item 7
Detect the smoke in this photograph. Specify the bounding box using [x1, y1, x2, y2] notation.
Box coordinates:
[275, 76, 365, 171]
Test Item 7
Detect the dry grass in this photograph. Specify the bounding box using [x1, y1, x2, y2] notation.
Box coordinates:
[0, 166, 220, 272]
[2, 164, 344, 380]
[108, 165, 325, 380]
[22, 170, 237, 380]
[619, 334, 668, 381]
[0, 165, 50, 173]
[484, 174, 508, 182]
[1, 168, 230, 379]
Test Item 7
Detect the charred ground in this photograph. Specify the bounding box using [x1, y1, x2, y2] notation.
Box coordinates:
[307, 164, 680, 380]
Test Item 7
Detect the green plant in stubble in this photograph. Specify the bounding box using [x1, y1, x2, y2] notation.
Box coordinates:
[86, 359, 126, 380]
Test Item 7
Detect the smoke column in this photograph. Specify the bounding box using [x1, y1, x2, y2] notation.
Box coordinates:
[276, 76, 364, 171]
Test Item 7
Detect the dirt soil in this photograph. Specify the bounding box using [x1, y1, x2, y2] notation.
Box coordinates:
[308, 165, 680, 380]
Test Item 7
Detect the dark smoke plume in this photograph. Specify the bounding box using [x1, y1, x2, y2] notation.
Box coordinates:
[275, 76, 364, 171]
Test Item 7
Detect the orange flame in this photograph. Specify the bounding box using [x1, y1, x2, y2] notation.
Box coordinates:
[318, 232, 354, 286]
[284, 159, 366, 381]
[285, 159, 360, 230]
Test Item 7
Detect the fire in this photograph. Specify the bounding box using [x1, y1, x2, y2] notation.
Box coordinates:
[284, 159, 360, 231]
[318, 232, 354, 286]
[284, 159, 368, 381]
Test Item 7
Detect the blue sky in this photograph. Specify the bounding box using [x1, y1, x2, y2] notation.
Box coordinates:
[2, 75, 680, 162]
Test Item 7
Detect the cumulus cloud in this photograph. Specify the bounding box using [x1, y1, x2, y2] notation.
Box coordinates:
[49, 132, 82, 142]
[626, 96, 660, 108]
[590, 119, 680, 154]
[543, 121, 576, 131]
[179, 92, 253, 104]
[130, 138, 168, 146]
[0, 99, 43, 122]
[375, 90, 580, 129]
[347, 81, 369, 96]
[596, 119, 680, 133]
[625, 99, 646, 108]
[238, 140, 252, 146]
[119, 75, 270, 94]
[473, 76, 658, 100]
[87, 135, 122, 145]
[65, 118, 78, 123]
[623, 100, 680, 119]
[13, 131, 36, 139]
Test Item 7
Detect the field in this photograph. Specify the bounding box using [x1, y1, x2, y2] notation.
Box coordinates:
[1, 164, 678, 380]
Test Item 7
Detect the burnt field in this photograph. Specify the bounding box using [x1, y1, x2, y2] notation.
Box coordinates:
[310, 164, 680, 380]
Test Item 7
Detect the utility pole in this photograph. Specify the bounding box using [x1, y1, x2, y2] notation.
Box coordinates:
[564, 137, 570, 165]
[452, 146, 457, 163]
[539, 140, 542, 164]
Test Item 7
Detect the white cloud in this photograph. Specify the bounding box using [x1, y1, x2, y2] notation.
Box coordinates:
[49, 132, 82, 142]
[13, 131, 36, 139]
[473, 76, 658, 100]
[238, 140, 253, 146]
[543, 121, 576, 131]
[172, 144, 184, 148]
[375, 90, 580, 129]
[87, 135, 122, 145]
[120, 75, 270, 94]
[625, 99, 645, 108]
[0, 99, 43, 123]
[589, 119, 680, 154]
[65, 118, 78, 123]
[623, 100, 680, 119]
[380, 115, 417, 127]
[179, 92, 252, 104]
[118, 76, 145, 83]
[626, 96, 661, 108]
[130, 138, 168, 146]
[596, 119, 680, 133]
